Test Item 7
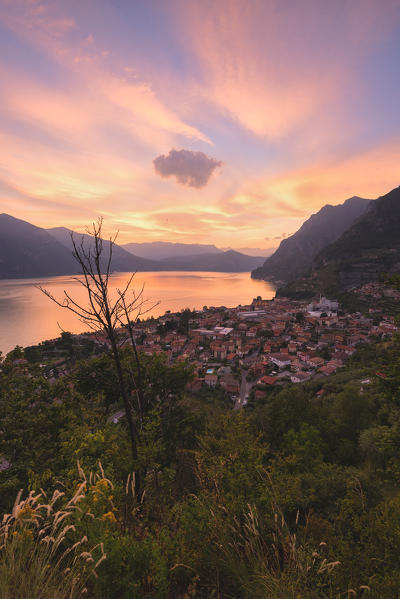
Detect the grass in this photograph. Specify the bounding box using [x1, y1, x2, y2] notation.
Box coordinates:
[0, 476, 106, 599]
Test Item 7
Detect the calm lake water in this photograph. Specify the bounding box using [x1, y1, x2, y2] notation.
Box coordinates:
[0, 271, 275, 356]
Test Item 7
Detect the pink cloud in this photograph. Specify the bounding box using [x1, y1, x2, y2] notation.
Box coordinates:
[173, 0, 400, 139]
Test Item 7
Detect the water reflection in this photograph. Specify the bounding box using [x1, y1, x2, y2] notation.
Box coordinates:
[0, 271, 275, 355]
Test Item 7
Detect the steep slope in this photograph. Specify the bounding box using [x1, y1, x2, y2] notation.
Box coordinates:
[278, 185, 400, 298]
[47, 227, 158, 272]
[121, 241, 222, 260]
[252, 196, 370, 282]
[0, 214, 79, 279]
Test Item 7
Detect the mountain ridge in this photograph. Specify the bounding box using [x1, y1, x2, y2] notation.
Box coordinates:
[252, 195, 371, 283]
[277, 185, 400, 298]
[0, 214, 79, 279]
[47, 227, 157, 272]
[0, 214, 265, 278]
[121, 241, 222, 260]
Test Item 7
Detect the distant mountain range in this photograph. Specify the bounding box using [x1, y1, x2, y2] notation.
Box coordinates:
[146, 250, 265, 272]
[222, 247, 275, 258]
[4, 184, 398, 286]
[252, 195, 371, 283]
[121, 241, 222, 260]
[275, 185, 400, 298]
[47, 227, 156, 272]
[121, 242, 272, 260]
[0, 215, 265, 279]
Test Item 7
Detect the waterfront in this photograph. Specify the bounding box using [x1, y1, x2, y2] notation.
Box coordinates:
[0, 271, 275, 355]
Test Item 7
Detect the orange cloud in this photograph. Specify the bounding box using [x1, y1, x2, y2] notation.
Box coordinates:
[0, 0, 399, 252]
[263, 141, 400, 211]
[209, 139, 400, 244]
[0, 1, 211, 151]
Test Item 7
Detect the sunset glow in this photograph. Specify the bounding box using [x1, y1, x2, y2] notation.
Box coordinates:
[1, 0, 399, 247]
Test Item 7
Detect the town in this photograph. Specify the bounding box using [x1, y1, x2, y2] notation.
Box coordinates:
[5, 283, 399, 409]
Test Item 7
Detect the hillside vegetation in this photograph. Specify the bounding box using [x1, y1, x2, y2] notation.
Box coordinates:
[2, 331, 400, 597]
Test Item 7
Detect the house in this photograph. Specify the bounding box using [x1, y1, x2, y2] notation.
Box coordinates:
[290, 358, 302, 372]
[204, 373, 218, 387]
[269, 353, 291, 369]
[308, 356, 325, 369]
[258, 375, 278, 386]
[249, 362, 265, 378]
[220, 375, 240, 394]
[328, 359, 343, 369]
[213, 347, 227, 360]
[319, 365, 337, 376]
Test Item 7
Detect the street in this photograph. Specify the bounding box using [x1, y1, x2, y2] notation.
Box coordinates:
[235, 369, 253, 409]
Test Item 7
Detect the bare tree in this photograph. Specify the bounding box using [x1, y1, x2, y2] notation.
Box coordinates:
[38, 218, 154, 463]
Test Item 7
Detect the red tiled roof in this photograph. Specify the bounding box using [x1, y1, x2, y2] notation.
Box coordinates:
[259, 375, 278, 385]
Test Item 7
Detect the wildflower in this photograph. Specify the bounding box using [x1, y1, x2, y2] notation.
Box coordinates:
[16, 505, 37, 523]
[100, 511, 117, 524]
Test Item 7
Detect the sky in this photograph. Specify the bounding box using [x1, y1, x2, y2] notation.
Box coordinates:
[0, 0, 399, 249]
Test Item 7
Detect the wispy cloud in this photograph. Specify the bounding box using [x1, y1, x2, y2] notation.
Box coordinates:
[0, 0, 398, 248]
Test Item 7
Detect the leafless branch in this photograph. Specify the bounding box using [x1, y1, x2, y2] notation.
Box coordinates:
[36, 218, 149, 467]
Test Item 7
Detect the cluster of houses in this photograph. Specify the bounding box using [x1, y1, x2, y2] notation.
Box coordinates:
[120, 294, 399, 401]
[6, 292, 399, 403]
[355, 282, 400, 301]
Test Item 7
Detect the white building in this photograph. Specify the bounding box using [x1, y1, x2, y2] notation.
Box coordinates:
[307, 296, 339, 317]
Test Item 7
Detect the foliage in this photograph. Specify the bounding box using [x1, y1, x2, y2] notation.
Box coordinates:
[1, 336, 400, 596]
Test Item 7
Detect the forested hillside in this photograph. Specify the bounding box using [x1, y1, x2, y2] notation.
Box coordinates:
[277, 186, 400, 300]
[1, 329, 400, 598]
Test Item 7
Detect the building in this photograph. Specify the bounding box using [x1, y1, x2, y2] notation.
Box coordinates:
[307, 296, 339, 317]
[269, 353, 292, 369]
[204, 373, 218, 387]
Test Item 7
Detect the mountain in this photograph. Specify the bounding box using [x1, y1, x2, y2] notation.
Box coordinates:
[158, 250, 265, 272]
[0, 214, 79, 279]
[252, 196, 371, 283]
[222, 247, 275, 258]
[278, 185, 400, 298]
[47, 227, 157, 272]
[0, 215, 267, 279]
[121, 241, 222, 260]
[49, 230, 263, 272]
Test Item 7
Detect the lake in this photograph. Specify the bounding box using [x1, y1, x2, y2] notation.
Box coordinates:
[0, 271, 276, 356]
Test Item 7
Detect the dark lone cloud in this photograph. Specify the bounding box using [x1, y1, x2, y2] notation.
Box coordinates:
[153, 148, 222, 188]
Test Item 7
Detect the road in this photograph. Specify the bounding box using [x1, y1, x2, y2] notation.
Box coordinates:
[235, 369, 253, 409]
